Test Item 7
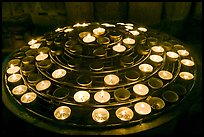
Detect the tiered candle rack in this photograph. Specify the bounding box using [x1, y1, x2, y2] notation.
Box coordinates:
[2, 22, 197, 133]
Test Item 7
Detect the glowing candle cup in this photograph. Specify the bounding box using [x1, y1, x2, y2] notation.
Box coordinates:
[7, 64, 20, 74]
[52, 68, 67, 79]
[158, 70, 173, 80]
[134, 102, 151, 115]
[36, 52, 48, 61]
[112, 43, 126, 53]
[83, 34, 96, 43]
[93, 27, 106, 36]
[139, 64, 153, 73]
[36, 80, 51, 92]
[74, 91, 90, 103]
[123, 38, 135, 45]
[115, 107, 134, 121]
[54, 106, 71, 120]
[20, 92, 37, 104]
[104, 74, 119, 86]
[92, 108, 109, 123]
[12, 85, 27, 95]
[94, 90, 110, 103]
[133, 84, 149, 96]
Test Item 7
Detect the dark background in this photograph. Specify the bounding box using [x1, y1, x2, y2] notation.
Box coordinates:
[2, 2, 202, 136]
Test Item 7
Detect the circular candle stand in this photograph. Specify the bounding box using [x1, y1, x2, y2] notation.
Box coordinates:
[2, 22, 200, 135]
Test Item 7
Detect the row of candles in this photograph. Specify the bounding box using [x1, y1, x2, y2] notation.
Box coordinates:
[54, 102, 152, 122]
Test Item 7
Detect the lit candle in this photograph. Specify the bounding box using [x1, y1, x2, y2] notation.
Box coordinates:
[181, 59, 195, 67]
[177, 49, 189, 57]
[30, 43, 41, 49]
[179, 72, 194, 80]
[139, 64, 153, 73]
[93, 27, 106, 36]
[115, 107, 134, 121]
[55, 28, 63, 32]
[133, 84, 149, 96]
[12, 85, 27, 95]
[83, 33, 96, 43]
[8, 74, 22, 83]
[28, 39, 37, 45]
[112, 43, 126, 53]
[36, 80, 51, 92]
[129, 30, 140, 36]
[134, 102, 151, 115]
[64, 28, 74, 33]
[35, 52, 48, 61]
[166, 51, 179, 60]
[137, 27, 147, 32]
[125, 23, 134, 26]
[52, 68, 67, 79]
[151, 46, 164, 53]
[101, 23, 115, 27]
[149, 55, 163, 63]
[104, 74, 119, 86]
[123, 38, 135, 45]
[20, 92, 37, 103]
[54, 106, 71, 120]
[92, 108, 109, 123]
[158, 70, 173, 80]
[74, 91, 90, 103]
[125, 26, 133, 30]
[7, 64, 20, 74]
[94, 90, 110, 103]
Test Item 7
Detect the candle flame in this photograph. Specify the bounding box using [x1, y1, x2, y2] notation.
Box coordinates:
[10, 64, 14, 68]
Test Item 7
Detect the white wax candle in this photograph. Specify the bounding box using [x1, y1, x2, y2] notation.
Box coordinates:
[149, 55, 163, 63]
[158, 70, 173, 80]
[54, 106, 71, 120]
[36, 80, 51, 91]
[125, 23, 134, 26]
[52, 68, 67, 79]
[55, 28, 63, 32]
[28, 39, 37, 45]
[133, 84, 149, 96]
[112, 43, 126, 53]
[139, 64, 153, 73]
[137, 27, 147, 32]
[8, 74, 22, 83]
[151, 46, 164, 53]
[35, 52, 48, 61]
[20, 92, 37, 103]
[134, 102, 151, 115]
[83, 34, 96, 43]
[30, 43, 41, 49]
[123, 38, 135, 45]
[93, 27, 106, 35]
[94, 90, 110, 103]
[92, 108, 109, 123]
[125, 26, 133, 30]
[179, 72, 194, 80]
[115, 107, 134, 121]
[181, 59, 195, 67]
[166, 51, 179, 59]
[12, 85, 27, 95]
[64, 28, 74, 33]
[104, 74, 120, 86]
[74, 91, 90, 103]
[7, 64, 20, 74]
[177, 49, 189, 57]
[129, 30, 140, 36]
